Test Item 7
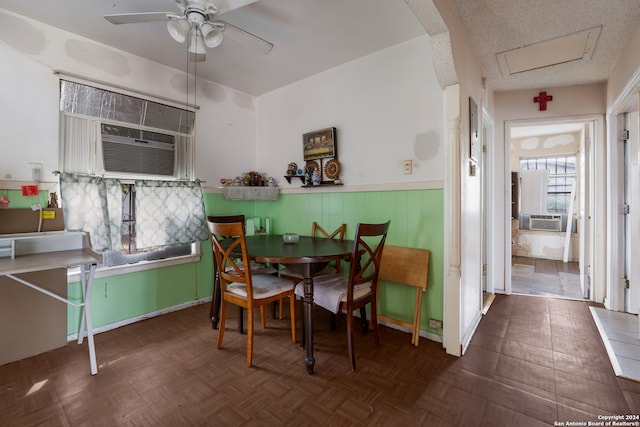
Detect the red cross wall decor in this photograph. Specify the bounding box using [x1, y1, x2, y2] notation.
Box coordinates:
[534, 91, 553, 111]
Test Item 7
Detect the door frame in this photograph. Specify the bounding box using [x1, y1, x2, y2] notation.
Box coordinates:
[608, 98, 640, 312]
[606, 71, 640, 311]
[504, 115, 602, 300]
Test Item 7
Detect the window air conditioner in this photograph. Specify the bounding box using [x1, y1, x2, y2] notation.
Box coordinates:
[101, 124, 175, 177]
[529, 214, 562, 231]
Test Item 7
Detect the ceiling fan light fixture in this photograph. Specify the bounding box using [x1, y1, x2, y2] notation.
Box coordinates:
[167, 18, 192, 43]
[200, 22, 224, 48]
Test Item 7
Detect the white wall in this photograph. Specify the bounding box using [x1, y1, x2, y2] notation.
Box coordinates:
[0, 9, 256, 187]
[255, 35, 444, 186]
[433, 0, 486, 355]
[607, 23, 640, 110]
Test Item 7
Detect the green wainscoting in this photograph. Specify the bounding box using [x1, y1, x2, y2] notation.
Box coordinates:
[1, 188, 49, 209]
[66, 187, 444, 339]
[206, 188, 445, 337]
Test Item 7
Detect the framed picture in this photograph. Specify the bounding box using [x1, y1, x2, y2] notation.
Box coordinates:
[303, 127, 336, 161]
[469, 97, 480, 162]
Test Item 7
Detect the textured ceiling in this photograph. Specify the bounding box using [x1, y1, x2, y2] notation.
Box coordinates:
[0, 0, 425, 96]
[453, 0, 640, 91]
[1, 0, 639, 95]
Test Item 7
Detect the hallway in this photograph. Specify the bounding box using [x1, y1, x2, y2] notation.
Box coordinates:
[512, 256, 585, 299]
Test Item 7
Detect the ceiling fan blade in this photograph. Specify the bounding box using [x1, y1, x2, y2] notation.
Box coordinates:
[104, 12, 174, 25]
[217, 21, 273, 54]
[215, 0, 259, 15]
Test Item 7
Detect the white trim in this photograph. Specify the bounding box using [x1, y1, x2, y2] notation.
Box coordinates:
[202, 180, 444, 195]
[482, 108, 495, 295]
[68, 252, 201, 283]
[0, 179, 58, 191]
[377, 319, 443, 344]
[461, 310, 482, 354]
[68, 297, 211, 341]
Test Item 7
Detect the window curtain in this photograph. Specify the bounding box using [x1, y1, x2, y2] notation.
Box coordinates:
[59, 173, 122, 252]
[135, 180, 209, 250]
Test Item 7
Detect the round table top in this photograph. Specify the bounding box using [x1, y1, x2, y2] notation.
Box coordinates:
[243, 234, 354, 264]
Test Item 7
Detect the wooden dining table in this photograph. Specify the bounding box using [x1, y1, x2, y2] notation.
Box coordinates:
[211, 234, 354, 374]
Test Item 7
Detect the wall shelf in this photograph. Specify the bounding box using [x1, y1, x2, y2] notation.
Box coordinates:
[222, 186, 279, 201]
[284, 175, 305, 184]
[301, 181, 343, 188]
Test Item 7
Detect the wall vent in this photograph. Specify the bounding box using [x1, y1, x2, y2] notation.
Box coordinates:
[529, 214, 562, 231]
[101, 124, 175, 177]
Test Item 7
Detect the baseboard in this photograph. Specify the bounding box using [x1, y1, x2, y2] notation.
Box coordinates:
[67, 297, 444, 346]
[376, 318, 443, 344]
[461, 310, 482, 355]
[67, 297, 212, 341]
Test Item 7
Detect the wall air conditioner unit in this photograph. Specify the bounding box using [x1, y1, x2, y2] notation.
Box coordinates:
[529, 214, 562, 231]
[101, 123, 175, 177]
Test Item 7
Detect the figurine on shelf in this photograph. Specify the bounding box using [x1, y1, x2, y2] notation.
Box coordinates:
[48, 192, 59, 208]
[304, 167, 313, 186]
[312, 168, 321, 185]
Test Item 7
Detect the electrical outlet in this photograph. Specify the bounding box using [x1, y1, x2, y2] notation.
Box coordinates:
[403, 160, 412, 174]
[429, 319, 442, 329]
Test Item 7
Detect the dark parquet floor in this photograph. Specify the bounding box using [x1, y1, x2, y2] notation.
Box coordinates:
[1, 294, 639, 426]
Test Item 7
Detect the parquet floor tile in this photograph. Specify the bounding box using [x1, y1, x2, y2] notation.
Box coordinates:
[1, 294, 638, 426]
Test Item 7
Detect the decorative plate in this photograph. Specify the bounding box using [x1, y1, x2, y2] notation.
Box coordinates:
[324, 159, 340, 179]
[305, 160, 320, 171]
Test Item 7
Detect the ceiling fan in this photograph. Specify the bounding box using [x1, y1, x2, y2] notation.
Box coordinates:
[104, 0, 273, 62]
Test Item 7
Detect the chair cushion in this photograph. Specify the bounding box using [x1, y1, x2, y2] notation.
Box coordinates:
[227, 274, 294, 300]
[294, 273, 372, 314]
[225, 260, 277, 276]
[279, 265, 336, 279]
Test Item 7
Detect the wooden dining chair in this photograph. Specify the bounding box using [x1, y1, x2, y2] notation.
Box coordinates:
[210, 221, 296, 367]
[295, 221, 390, 370]
[208, 215, 276, 331]
[279, 222, 347, 283]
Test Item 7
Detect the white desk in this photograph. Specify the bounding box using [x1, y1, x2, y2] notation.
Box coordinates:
[0, 231, 102, 375]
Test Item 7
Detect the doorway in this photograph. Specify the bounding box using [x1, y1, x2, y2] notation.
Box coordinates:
[507, 119, 595, 300]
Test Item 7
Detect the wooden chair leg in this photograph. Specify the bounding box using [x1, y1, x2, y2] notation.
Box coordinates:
[371, 302, 380, 346]
[247, 305, 254, 367]
[298, 296, 305, 347]
[330, 313, 337, 331]
[359, 307, 368, 333]
[238, 307, 244, 334]
[260, 306, 267, 328]
[346, 310, 356, 371]
[289, 295, 296, 342]
[217, 299, 227, 349]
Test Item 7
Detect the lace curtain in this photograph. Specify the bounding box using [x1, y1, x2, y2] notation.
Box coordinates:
[135, 180, 209, 250]
[60, 174, 209, 253]
[59, 173, 122, 252]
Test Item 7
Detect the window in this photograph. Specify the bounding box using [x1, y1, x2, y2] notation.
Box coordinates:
[520, 156, 576, 213]
[58, 80, 205, 269]
[102, 183, 191, 267]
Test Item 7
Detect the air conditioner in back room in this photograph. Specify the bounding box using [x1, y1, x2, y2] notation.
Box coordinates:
[100, 123, 175, 177]
[529, 214, 562, 231]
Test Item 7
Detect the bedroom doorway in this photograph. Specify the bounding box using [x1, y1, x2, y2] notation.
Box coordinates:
[508, 119, 594, 300]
